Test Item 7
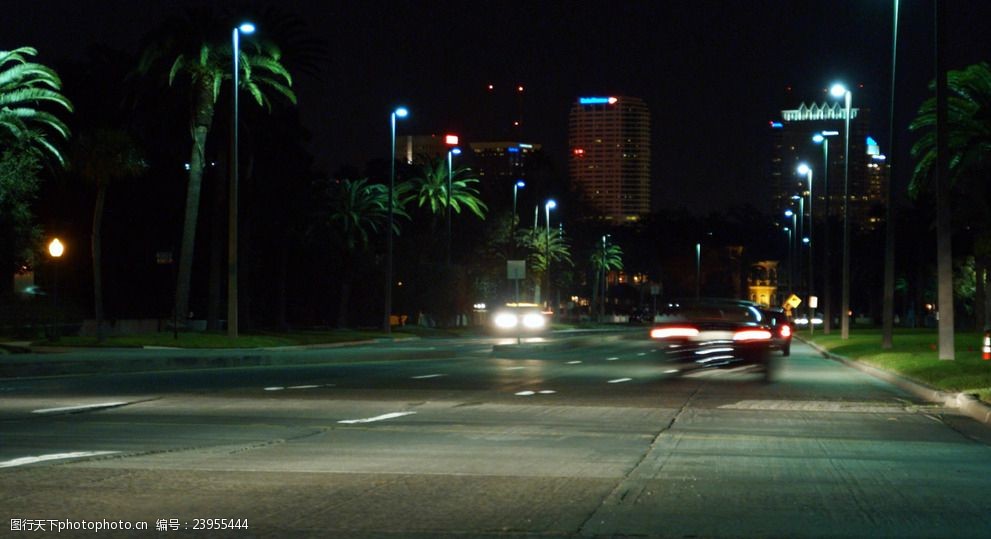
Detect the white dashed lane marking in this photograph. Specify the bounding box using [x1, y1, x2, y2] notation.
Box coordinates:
[0, 451, 120, 468]
[338, 412, 417, 424]
[32, 402, 128, 415]
[411, 374, 446, 379]
[608, 378, 634, 384]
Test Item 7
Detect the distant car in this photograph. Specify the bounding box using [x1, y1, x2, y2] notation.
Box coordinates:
[759, 307, 793, 356]
[490, 303, 549, 333]
[650, 299, 777, 382]
[793, 312, 823, 327]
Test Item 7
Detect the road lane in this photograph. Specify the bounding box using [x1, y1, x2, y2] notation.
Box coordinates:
[2, 337, 990, 537]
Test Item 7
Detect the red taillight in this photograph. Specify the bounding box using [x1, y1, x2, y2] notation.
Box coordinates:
[780, 324, 792, 338]
[733, 329, 772, 342]
[651, 326, 700, 339]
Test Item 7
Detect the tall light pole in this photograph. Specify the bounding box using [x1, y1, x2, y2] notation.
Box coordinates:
[813, 130, 838, 334]
[384, 107, 408, 334]
[48, 238, 64, 342]
[782, 224, 794, 300]
[600, 234, 611, 321]
[544, 199, 556, 310]
[695, 241, 701, 299]
[511, 180, 524, 256]
[830, 83, 852, 339]
[791, 195, 803, 295]
[798, 163, 815, 333]
[785, 209, 796, 294]
[228, 21, 254, 339]
[445, 141, 461, 266]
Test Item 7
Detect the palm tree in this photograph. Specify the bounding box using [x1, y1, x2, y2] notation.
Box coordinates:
[591, 241, 624, 321]
[327, 178, 408, 328]
[0, 46, 73, 166]
[136, 9, 296, 325]
[519, 227, 573, 304]
[70, 128, 145, 341]
[910, 62, 991, 337]
[406, 156, 488, 222]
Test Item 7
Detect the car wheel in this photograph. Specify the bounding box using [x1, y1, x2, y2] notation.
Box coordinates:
[782, 343, 791, 357]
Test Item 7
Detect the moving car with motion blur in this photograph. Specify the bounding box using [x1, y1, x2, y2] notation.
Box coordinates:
[490, 303, 549, 334]
[650, 299, 778, 382]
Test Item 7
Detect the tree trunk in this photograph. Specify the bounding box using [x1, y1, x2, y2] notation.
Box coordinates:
[337, 255, 353, 328]
[975, 259, 986, 331]
[935, 0, 954, 360]
[174, 83, 216, 325]
[275, 236, 289, 331]
[91, 184, 107, 342]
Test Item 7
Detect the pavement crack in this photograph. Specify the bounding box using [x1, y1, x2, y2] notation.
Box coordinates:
[576, 383, 704, 536]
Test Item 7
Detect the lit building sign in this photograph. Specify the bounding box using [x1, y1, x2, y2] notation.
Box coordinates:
[769, 122, 783, 129]
[507, 146, 519, 153]
[445, 134, 459, 145]
[781, 102, 859, 122]
[579, 96, 618, 105]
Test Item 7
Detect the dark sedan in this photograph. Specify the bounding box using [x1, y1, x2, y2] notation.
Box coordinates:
[650, 300, 778, 382]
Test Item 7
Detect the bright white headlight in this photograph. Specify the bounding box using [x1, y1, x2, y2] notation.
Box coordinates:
[494, 312, 518, 329]
[522, 313, 545, 329]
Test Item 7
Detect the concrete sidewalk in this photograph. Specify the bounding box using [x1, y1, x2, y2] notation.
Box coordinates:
[803, 338, 991, 426]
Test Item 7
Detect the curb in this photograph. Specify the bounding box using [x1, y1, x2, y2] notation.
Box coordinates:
[802, 338, 991, 426]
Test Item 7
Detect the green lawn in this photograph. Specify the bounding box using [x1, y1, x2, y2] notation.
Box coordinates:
[804, 328, 991, 403]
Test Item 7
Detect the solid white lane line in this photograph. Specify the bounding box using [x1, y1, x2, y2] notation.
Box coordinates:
[608, 378, 634, 384]
[0, 451, 120, 468]
[289, 385, 321, 389]
[32, 402, 128, 415]
[264, 387, 285, 391]
[411, 374, 446, 379]
[338, 412, 416, 424]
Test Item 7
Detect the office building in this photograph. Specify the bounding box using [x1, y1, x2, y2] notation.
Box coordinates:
[568, 96, 651, 222]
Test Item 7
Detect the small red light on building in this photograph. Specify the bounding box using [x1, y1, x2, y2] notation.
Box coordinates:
[487, 84, 494, 91]
[517, 85, 524, 92]
[573, 148, 585, 156]
[445, 134, 459, 145]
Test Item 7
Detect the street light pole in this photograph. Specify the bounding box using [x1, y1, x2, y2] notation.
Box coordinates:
[814, 131, 838, 334]
[544, 200, 556, 310]
[695, 242, 701, 300]
[512, 180, 524, 257]
[228, 22, 254, 339]
[831, 83, 852, 339]
[785, 209, 795, 295]
[798, 163, 814, 334]
[446, 146, 460, 266]
[384, 107, 408, 334]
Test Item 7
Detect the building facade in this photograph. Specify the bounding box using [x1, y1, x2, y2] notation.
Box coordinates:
[768, 101, 887, 231]
[568, 96, 651, 222]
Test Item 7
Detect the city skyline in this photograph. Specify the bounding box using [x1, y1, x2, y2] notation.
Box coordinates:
[4, 1, 991, 215]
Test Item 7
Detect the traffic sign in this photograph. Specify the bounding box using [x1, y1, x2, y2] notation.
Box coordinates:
[785, 294, 802, 309]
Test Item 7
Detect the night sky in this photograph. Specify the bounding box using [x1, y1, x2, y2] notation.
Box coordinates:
[6, 0, 991, 214]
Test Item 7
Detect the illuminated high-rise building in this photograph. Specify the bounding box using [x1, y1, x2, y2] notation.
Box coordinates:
[767, 101, 885, 230]
[568, 96, 651, 222]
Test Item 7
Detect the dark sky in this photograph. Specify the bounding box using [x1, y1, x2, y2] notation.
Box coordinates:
[6, 1, 991, 214]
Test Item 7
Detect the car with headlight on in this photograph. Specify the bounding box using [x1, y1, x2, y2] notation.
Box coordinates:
[650, 299, 777, 382]
[491, 303, 549, 333]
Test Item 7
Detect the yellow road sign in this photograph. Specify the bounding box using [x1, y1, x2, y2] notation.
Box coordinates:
[785, 294, 802, 309]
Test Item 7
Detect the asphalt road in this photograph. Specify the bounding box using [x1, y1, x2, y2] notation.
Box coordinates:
[2, 335, 991, 538]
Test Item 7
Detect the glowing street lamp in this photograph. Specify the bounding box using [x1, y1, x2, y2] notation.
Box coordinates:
[830, 82, 853, 339]
[228, 21, 255, 339]
[384, 106, 408, 333]
[48, 238, 64, 341]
